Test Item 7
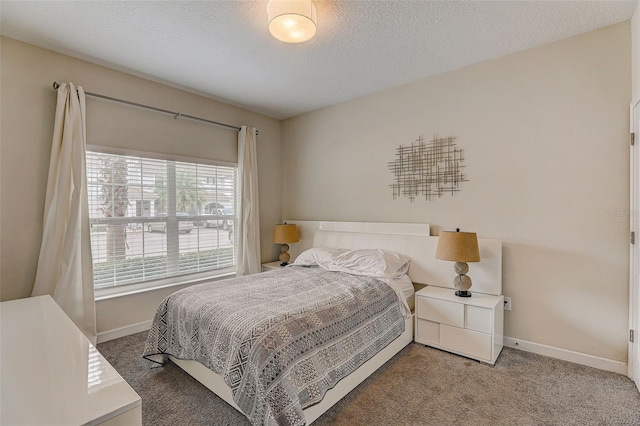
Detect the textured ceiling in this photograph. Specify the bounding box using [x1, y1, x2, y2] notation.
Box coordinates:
[1, 1, 637, 119]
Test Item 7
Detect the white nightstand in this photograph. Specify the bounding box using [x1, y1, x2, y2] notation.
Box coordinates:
[261, 261, 284, 272]
[415, 286, 504, 364]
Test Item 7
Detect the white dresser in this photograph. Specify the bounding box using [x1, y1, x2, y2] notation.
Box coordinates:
[415, 286, 504, 364]
[0, 295, 142, 425]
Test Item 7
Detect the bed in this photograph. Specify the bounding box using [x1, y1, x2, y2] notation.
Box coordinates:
[143, 222, 502, 425]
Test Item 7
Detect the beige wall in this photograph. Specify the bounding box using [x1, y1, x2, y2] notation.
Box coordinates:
[634, 1, 640, 98]
[0, 19, 635, 355]
[0, 37, 283, 333]
[282, 23, 631, 362]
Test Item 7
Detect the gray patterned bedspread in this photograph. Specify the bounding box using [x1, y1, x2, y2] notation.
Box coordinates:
[143, 266, 405, 426]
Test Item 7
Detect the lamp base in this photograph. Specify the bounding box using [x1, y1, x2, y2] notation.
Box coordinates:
[453, 262, 472, 298]
[455, 290, 472, 298]
[278, 244, 291, 266]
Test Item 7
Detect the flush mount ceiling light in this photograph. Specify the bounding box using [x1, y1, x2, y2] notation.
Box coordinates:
[268, 0, 317, 43]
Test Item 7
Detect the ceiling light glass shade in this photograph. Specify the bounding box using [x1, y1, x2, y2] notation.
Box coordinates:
[268, 0, 317, 43]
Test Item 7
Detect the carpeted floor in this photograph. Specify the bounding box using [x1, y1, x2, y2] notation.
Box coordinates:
[98, 332, 640, 426]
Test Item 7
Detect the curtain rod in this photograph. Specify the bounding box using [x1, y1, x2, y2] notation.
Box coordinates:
[52, 82, 258, 135]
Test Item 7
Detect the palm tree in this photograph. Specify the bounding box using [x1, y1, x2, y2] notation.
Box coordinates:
[154, 175, 167, 214]
[176, 170, 205, 213]
[98, 155, 129, 261]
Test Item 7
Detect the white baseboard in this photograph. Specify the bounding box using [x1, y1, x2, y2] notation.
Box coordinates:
[504, 336, 627, 375]
[96, 325, 628, 376]
[97, 320, 153, 344]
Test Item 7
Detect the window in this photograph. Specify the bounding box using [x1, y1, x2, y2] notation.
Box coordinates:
[86, 150, 237, 292]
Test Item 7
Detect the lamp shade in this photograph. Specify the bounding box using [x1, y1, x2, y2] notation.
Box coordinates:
[268, 0, 317, 43]
[273, 224, 300, 244]
[436, 231, 480, 262]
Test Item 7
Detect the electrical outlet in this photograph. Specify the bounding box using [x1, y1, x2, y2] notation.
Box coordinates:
[504, 297, 512, 311]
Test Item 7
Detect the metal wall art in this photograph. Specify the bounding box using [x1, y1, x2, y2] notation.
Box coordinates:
[389, 135, 467, 202]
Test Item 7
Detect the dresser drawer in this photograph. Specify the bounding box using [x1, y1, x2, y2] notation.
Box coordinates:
[440, 324, 492, 361]
[416, 296, 464, 328]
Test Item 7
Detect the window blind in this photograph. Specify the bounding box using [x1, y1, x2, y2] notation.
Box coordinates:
[86, 150, 238, 290]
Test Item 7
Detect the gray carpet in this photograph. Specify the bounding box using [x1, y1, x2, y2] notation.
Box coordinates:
[98, 332, 640, 425]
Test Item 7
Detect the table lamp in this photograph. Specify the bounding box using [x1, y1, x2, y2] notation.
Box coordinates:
[435, 228, 480, 297]
[273, 223, 299, 266]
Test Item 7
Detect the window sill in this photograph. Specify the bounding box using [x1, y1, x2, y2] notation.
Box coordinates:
[94, 269, 236, 301]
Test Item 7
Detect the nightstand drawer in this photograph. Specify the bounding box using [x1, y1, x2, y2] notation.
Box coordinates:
[416, 296, 464, 328]
[440, 324, 492, 361]
[465, 305, 492, 334]
[416, 318, 440, 345]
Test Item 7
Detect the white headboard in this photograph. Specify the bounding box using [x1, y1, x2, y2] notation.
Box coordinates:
[286, 221, 502, 296]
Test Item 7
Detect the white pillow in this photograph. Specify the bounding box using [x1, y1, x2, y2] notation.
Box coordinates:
[293, 247, 411, 279]
[328, 249, 410, 279]
[291, 247, 347, 267]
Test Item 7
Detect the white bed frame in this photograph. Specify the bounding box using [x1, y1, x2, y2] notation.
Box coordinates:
[169, 222, 502, 424]
[291, 220, 502, 296]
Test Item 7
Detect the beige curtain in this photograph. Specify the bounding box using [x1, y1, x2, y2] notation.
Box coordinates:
[237, 126, 261, 276]
[32, 82, 96, 344]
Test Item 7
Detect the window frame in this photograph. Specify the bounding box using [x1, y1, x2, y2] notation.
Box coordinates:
[87, 145, 239, 299]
